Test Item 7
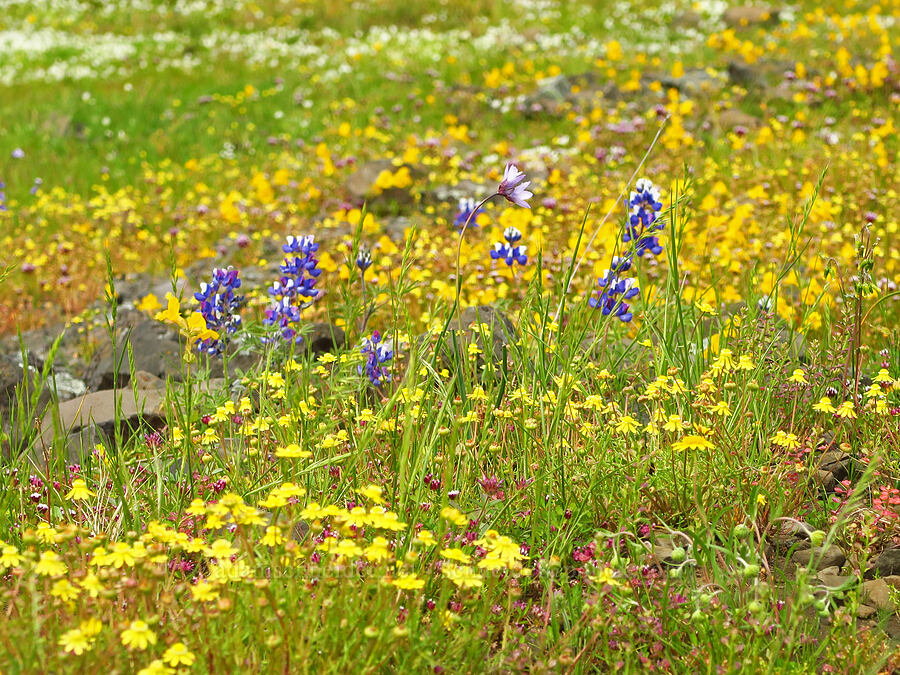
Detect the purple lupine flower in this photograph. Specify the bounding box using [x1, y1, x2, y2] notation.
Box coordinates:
[454, 197, 485, 230]
[194, 267, 244, 355]
[0, 179, 6, 212]
[624, 178, 664, 257]
[588, 256, 640, 322]
[356, 247, 373, 271]
[30, 178, 42, 195]
[497, 163, 533, 209]
[490, 226, 528, 267]
[359, 331, 393, 387]
[264, 235, 322, 343]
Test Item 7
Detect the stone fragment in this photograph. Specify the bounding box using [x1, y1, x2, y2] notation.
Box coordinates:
[34, 388, 166, 464]
[865, 549, 900, 580]
[722, 6, 780, 28]
[791, 545, 846, 570]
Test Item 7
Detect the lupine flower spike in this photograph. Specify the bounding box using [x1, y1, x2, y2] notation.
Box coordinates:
[264, 235, 322, 343]
[194, 267, 244, 355]
[454, 198, 485, 231]
[490, 227, 528, 267]
[589, 255, 640, 322]
[359, 331, 394, 387]
[356, 247, 373, 272]
[625, 178, 664, 257]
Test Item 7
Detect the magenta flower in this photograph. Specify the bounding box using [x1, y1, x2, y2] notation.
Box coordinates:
[497, 163, 532, 209]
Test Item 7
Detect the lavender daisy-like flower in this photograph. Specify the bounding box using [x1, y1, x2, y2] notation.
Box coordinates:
[497, 163, 533, 209]
[490, 226, 528, 267]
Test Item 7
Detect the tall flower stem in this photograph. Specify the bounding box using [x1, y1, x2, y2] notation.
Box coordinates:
[553, 115, 668, 322]
[433, 193, 497, 367]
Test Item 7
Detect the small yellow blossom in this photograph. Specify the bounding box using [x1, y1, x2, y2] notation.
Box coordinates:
[162, 642, 196, 667]
[835, 401, 856, 419]
[121, 620, 157, 651]
[789, 369, 808, 385]
[275, 443, 312, 459]
[813, 397, 836, 414]
[672, 435, 715, 452]
[191, 580, 220, 602]
[65, 478, 96, 501]
[392, 573, 425, 590]
[35, 551, 67, 577]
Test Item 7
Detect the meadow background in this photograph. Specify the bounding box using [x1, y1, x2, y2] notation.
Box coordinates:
[2, 0, 900, 672]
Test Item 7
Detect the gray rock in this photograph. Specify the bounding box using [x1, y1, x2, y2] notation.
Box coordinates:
[47, 371, 87, 402]
[380, 215, 414, 244]
[423, 305, 518, 382]
[859, 577, 900, 611]
[722, 6, 780, 28]
[715, 109, 762, 130]
[726, 59, 793, 89]
[34, 388, 166, 465]
[344, 159, 422, 209]
[0, 353, 28, 410]
[792, 545, 846, 570]
[647, 69, 724, 97]
[865, 549, 900, 580]
[816, 450, 855, 483]
[302, 322, 346, 358]
[857, 604, 878, 619]
[86, 319, 184, 389]
[425, 180, 488, 206]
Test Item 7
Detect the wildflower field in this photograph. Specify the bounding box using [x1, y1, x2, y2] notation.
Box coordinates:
[3, 0, 900, 672]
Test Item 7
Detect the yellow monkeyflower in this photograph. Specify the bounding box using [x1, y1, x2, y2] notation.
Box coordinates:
[121, 620, 157, 651]
[50, 579, 80, 602]
[614, 415, 641, 435]
[155, 294, 219, 361]
[162, 642, 196, 667]
[392, 573, 425, 590]
[0, 545, 25, 570]
[835, 401, 856, 419]
[672, 435, 715, 452]
[590, 565, 620, 587]
[65, 478, 96, 501]
[35, 551, 67, 577]
[789, 369, 808, 385]
[358, 485, 385, 504]
[770, 430, 800, 450]
[813, 397, 836, 414]
[190, 580, 219, 602]
[275, 443, 312, 459]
